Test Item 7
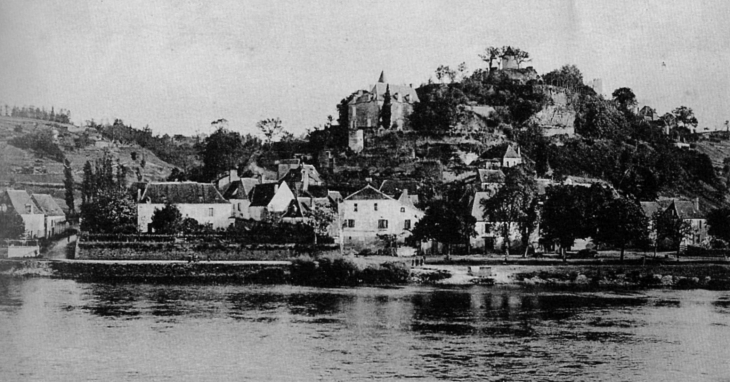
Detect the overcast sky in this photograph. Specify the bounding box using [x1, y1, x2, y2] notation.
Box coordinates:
[1, 0, 729, 137]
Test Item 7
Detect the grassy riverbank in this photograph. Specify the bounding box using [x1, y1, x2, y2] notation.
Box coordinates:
[3, 256, 730, 290]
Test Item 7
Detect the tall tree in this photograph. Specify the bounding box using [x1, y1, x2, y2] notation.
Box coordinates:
[304, 205, 336, 245]
[672, 106, 698, 130]
[512, 48, 531, 68]
[199, 126, 249, 181]
[0, 210, 25, 239]
[80, 153, 137, 233]
[257, 118, 284, 147]
[408, 200, 476, 257]
[63, 159, 75, 215]
[594, 197, 649, 262]
[481, 168, 537, 259]
[380, 85, 392, 129]
[612, 87, 637, 111]
[479, 46, 502, 69]
[707, 207, 730, 243]
[540, 185, 588, 261]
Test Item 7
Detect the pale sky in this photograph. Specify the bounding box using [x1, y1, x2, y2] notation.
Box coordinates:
[1, 0, 729, 137]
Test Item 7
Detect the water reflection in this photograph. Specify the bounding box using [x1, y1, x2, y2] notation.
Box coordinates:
[2, 279, 730, 381]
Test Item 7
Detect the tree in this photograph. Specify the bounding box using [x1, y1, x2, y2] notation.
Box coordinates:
[80, 153, 137, 233]
[80, 188, 137, 233]
[408, 200, 476, 257]
[257, 118, 284, 147]
[543, 65, 584, 90]
[150, 201, 183, 234]
[304, 205, 336, 245]
[594, 197, 649, 262]
[199, 126, 249, 181]
[707, 207, 730, 243]
[540, 185, 589, 261]
[435, 65, 456, 83]
[672, 106, 698, 130]
[63, 159, 75, 215]
[380, 84, 392, 129]
[513, 48, 531, 68]
[612, 87, 637, 111]
[479, 46, 502, 69]
[481, 168, 537, 259]
[0, 210, 25, 239]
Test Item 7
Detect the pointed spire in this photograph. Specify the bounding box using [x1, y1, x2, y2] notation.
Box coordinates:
[378, 70, 387, 83]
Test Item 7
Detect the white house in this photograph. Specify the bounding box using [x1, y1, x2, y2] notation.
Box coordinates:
[469, 191, 521, 251]
[247, 181, 296, 221]
[340, 185, 424, 250]
[221, 177, 261, 220]
[1, 190, 45, 238]
[135, 182, 233, 232]
[31, 194, 68, 237]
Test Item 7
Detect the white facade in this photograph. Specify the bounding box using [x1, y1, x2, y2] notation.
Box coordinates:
[248, 182, 295, 221]
[137, 203, 233, 232]
[340, 186, 424, 250]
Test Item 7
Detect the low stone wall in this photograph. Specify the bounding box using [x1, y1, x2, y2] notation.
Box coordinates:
[77, 242, 340, 261]
[50, 261, 290, 284]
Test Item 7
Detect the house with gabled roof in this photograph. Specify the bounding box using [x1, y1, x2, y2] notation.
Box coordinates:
[340, 184, 424, 250]
[641, 198, 708, 247]
[1, 190, 45, 238]
[379, 179, 420, 205]
[221, 177, 261, 220]
[247, 181, 296, 221]
[135, 182, 233, 232]
[31, 193, 68, 237]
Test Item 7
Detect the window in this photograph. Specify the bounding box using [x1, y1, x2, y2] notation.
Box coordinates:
[354, 203, 358, 212]
[378, 219, 388, 229]
[400, 207, 405, 213]
[237, 203, 241, 212]
[346, 219, 355, 228]
[208, 208, 214, 217]
[374, 203, 378, 211]
[404, 219, 411, 230]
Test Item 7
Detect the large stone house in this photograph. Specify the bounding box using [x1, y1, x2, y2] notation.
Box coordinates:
[340, 185, 424, 250]
[1, 190, 45, 238]
[31, 193, 68, 237]
[135, 182, 233, 232]
[347, 71, 420, 152]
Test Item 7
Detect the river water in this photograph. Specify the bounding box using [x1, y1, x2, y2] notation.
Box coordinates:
[1, 278, 729, 381]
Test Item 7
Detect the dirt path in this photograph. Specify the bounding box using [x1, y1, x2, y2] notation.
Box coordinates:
[44, 235, 76, 260]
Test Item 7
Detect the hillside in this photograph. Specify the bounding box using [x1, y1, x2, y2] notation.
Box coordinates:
[0, 116, 177, 211]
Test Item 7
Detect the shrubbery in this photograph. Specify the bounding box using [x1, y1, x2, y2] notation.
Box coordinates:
[290, 255, 410, 286]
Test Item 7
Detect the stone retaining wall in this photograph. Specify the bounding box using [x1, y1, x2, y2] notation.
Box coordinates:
[77, 242, 340, 261]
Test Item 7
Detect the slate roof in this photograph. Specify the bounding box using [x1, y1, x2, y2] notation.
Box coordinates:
[670, 200, 704, 220]
[345, 185, 394, 201]
[279, 164, 322, 185]
[222, 178, 260, 200]
[379, 179, 420, 196]
[4, 190, 41, 214]
[248, 182, 290, 207]
[503, 144, 521, 159]
[31, 194, 65, 217]
[478, 169, 506, 184]
[327, 190, 343, 204]
[140, 182, 229, 204]
[640, 199, 704, 220]
[301, 185, 329, 198]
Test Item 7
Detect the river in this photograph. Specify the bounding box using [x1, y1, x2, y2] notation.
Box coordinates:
[1, 277, 729, 381]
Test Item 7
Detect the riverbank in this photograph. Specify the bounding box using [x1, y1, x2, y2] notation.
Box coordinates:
[3, 258, 730, 290]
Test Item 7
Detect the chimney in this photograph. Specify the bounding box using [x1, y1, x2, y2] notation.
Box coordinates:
[274, 183, 279, 193]
[260, 173, 265, 184]
[695, 197, 699, 210]
[137, 188, 141, 201]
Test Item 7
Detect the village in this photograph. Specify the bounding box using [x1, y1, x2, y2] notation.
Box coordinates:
[1, 46, 728, 285]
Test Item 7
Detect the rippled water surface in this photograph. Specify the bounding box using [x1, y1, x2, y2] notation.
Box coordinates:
[1, 277, 730, 381]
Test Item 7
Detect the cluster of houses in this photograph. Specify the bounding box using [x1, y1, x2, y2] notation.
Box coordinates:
[0, 189, 69, 239]
[126, 142, 711, 254]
